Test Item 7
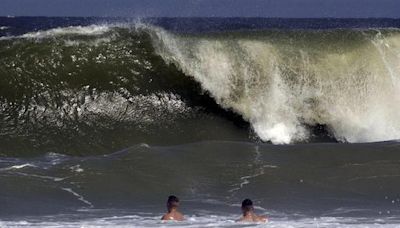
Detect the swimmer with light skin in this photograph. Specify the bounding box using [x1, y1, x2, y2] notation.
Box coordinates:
[161, 195, 185, 221]
[238, 199, 268, 223]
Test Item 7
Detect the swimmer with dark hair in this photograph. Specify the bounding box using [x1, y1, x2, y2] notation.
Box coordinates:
[238, 199, 268, 223]
[161, 195, 184, 221]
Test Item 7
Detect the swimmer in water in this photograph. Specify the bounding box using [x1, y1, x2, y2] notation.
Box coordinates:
[238, 199, 268, 223]
[161, 195, 184, 221]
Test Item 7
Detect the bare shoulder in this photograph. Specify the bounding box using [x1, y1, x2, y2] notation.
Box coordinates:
[258, 215, 268, 223]
[176, 212, 185, 221]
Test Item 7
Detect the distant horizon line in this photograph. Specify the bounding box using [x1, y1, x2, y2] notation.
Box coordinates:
[1, 16, 400, 20]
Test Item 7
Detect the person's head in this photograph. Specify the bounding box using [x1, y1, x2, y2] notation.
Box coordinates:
[241, 199, 254, 214]
[166, 195, 180, 211]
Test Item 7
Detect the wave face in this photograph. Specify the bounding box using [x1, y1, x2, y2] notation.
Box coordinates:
[1, 19, 400, 153]
[0, 24, 251, 156]
[150, 28, 400, 144]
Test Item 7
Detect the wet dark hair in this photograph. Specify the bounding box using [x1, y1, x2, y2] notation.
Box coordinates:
[241, 199, 254, 212]
[167, 195, 180, 209]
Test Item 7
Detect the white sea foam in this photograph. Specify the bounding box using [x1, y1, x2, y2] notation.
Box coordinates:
[69, 165, 84, 173]
[0, 163, 36, 171]
[12, 172, 65, 182]
[149, 26, 400, 144]
[0, 24, 115, 41]
[20, 25, 112, 39]
[61, 187, 94, 208]
[0, 214, 398, 227]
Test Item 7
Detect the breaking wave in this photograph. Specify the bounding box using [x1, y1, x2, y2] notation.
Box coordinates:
[149, 26, 400, 143]
[1, 23, 400, 147]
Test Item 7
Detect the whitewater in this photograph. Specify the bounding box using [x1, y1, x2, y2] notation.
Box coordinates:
[146, 26, 400, 144]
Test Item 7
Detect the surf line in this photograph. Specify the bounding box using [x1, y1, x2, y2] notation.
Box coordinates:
[61, 187, 94, 208]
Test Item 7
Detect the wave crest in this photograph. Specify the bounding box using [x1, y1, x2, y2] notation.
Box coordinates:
[150, 27, 400, 143]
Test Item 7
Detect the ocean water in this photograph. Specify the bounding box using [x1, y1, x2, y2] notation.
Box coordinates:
[1, 17, 400, 227]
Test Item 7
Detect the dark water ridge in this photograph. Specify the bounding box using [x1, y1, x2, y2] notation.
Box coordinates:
[1, 141, 400, 218]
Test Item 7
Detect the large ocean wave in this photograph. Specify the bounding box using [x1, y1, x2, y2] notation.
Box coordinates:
[1, 23, 400, 148]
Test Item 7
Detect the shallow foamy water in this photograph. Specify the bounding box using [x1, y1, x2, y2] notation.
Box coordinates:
[2, 213, 400, 228]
